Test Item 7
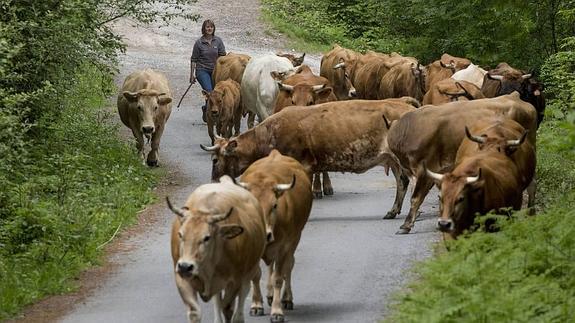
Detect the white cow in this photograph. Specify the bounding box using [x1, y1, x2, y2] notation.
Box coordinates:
[451, 63, 487, 89]
[240, 55, 296, 128]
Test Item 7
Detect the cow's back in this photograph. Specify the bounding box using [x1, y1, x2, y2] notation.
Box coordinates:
[213, 52, 251, 85]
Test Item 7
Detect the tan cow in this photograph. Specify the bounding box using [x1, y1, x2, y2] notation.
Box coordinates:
[168, 175, 266, 323]
[201, 98, 419, 217]
[320, 44, 360, 100]
[422, 78, 484, 105]
[386, 92, 537, 234]
[425, 53, 472, 92]
[212, 52, 251, 85]
[202, 79, 242, 144]
[238, 150, 313, 323]
[378, 61, 427, 102]
[273, 64, 337, 198]
[426, 117, 535, 237]
[117, 69, 172, 167]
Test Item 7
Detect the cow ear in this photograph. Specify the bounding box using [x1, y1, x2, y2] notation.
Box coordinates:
[270, 71, 283, 81]
[202, 90, 209, 99]
[317, 87, 333, 100]
[158, 96, 172, 105]
[123, 91, 139, 102]
[219, 224, 244, 239]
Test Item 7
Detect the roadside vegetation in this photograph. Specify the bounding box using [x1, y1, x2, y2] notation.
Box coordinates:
[262, 0, 575, 321]
[0, 0, 199, 319]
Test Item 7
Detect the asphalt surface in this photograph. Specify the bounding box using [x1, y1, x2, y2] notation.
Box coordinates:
[59, 1, 439, 322]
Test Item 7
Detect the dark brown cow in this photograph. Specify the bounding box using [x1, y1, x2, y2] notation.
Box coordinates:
[201, 98, 419, 216]
[425, 53, 472, 92]
[426, 117, 535, 237]
[422, 78, 484, 105]
[276, 52, 306, 67]
[378, 61, 427, 102]
[320, 44, 360, 100]
[212, 52, 251, 85]
[238, 150, 313, 323]
[202, 79, 242, 144]
[351, 51, 394, 99]
[385, 92, 537, 234]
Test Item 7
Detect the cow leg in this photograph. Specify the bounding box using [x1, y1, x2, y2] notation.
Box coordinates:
[384, 164, 410, 219]
[270, 260, 286, 323]
[397, 175, 434, 234]
[233, 109, 242, 136]
[322, 172, 334, 196]
[280, 252, 295, 310]
[247, 111, 255, 129]
[266, 261, 274, 306]
[249, 265, 264, 316]
[213, 291, 225, 323]
[207, 121, 216, 145]
[147, 125, 165, 167]
[526, 177, 536, 215]
[131, 128, 146, 164]
[175, 275, 201, 323]
[312, 173, 323, 199]
[231, 279, 251, 323]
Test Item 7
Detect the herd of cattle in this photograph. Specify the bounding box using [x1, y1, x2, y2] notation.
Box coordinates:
[117, 44, 545, 322]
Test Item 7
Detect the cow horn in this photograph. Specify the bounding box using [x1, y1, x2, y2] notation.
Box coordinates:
[521, 73, 532, 80]
[209, 207, 234, 224]
[277, 82, 294, 92]
[274, 174, 296, 193]
[333, 62, 346, 69]
[200, 143, 221, 152]
[466, 169, 481, 183]
[425, 167, 444, 182]
[488, 74, 504, 81]
[166, 197, 186, 218]
[237, 181, 250, 190]
[312, 84, 326, 92]
[465, 126, 486, 144]
[506, 130, 529, 147]
[442, 90, 466, 96]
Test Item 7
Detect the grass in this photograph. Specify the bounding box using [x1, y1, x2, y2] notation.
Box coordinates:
[0, 65, 160, 320]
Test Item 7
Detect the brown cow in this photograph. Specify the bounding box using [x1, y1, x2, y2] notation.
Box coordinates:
[425, 53, 472, 92]
[320, 44, 360, 100]
[378, 61, 427, 102]
[426, 117, 535, 237]
[422, 78, 484, 105]
[168, 175, 266, 323]
[202, 79, 242, 144]
[276, 52, 306, 67]
[273, 64, 337, 198]
[351, 51, 395, 99]
[201, 98, 419, 217]
[238, 150, 313, 323]
[385, 92, 537, 234]
[212, 52, 251, 86]
[117, 69, 173, 167]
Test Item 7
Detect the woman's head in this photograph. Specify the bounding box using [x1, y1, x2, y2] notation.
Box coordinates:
[201, 19, 216, 36]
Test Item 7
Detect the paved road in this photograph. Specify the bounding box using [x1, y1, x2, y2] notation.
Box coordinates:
[59, 1, 439, 322]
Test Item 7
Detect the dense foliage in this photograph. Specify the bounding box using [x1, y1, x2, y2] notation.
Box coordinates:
[0, 0, 198, 318]
[262, 0, 575, 321]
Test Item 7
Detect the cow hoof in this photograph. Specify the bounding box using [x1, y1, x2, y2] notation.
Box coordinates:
[270, 314, 285, 323]
[249, 307, 264, 316]
[267, 296, 273, 306]
[383, 211, 398, 219]
[395, 227, 411, 235]
[323, 188, 334, 196]
[313, 191, 323, 199]
[281, 300, 293, 310]
[146, 159, 158, 167]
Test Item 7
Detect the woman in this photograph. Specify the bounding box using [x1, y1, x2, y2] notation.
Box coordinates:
[190, 19, 227, 122]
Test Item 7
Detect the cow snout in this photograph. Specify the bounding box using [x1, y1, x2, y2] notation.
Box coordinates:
[266, 231, 274, 243]
[437, 219, 453, 232]
[211, 110, 219, 117]
[348, 89, 357, 98]
[142, 126, 155, 134]
[176, 261, 195, 276]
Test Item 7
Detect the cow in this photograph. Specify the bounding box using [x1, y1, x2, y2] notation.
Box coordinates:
[425, 53, 472, 92]
[422, 78, 484, 105]
[378, 61, 427, 103]
[117, 69, 173, 167]
[426, 117, 535, 238]
[237, 150, 313, 323]
[202, 79, 242, 144]
[212, 52, 251, 86]
[168, 175, 266, 323]
[351, 51, 397, 99]
[201, 97, 419, 218]
[276, 52, 306, 67]
[385, 92, 538, 234]
[240, 54, 296, 128]
[451, 63, 488, 88]
[273, 64, 337, 198]
[320, 44, 360, 100]
[481, 62, 546, 127]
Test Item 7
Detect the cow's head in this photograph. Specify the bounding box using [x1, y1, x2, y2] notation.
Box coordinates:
[167, 197, 243, 287]
[277, 52, 305, 67]
[200, 136, 254, 181]
[333, 57, 358, 98]
[202, 89, 225, 120]
[238, 172, 295, 244]
[276, 81, 334, 107]
[426, 167, 483, 237]
[465, 126, 528, 156]
[520, 77, 546, 128]
[123, 89, 172, 138]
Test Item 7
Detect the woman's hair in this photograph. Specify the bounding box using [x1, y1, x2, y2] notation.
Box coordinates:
[201, 19, 216, 36]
